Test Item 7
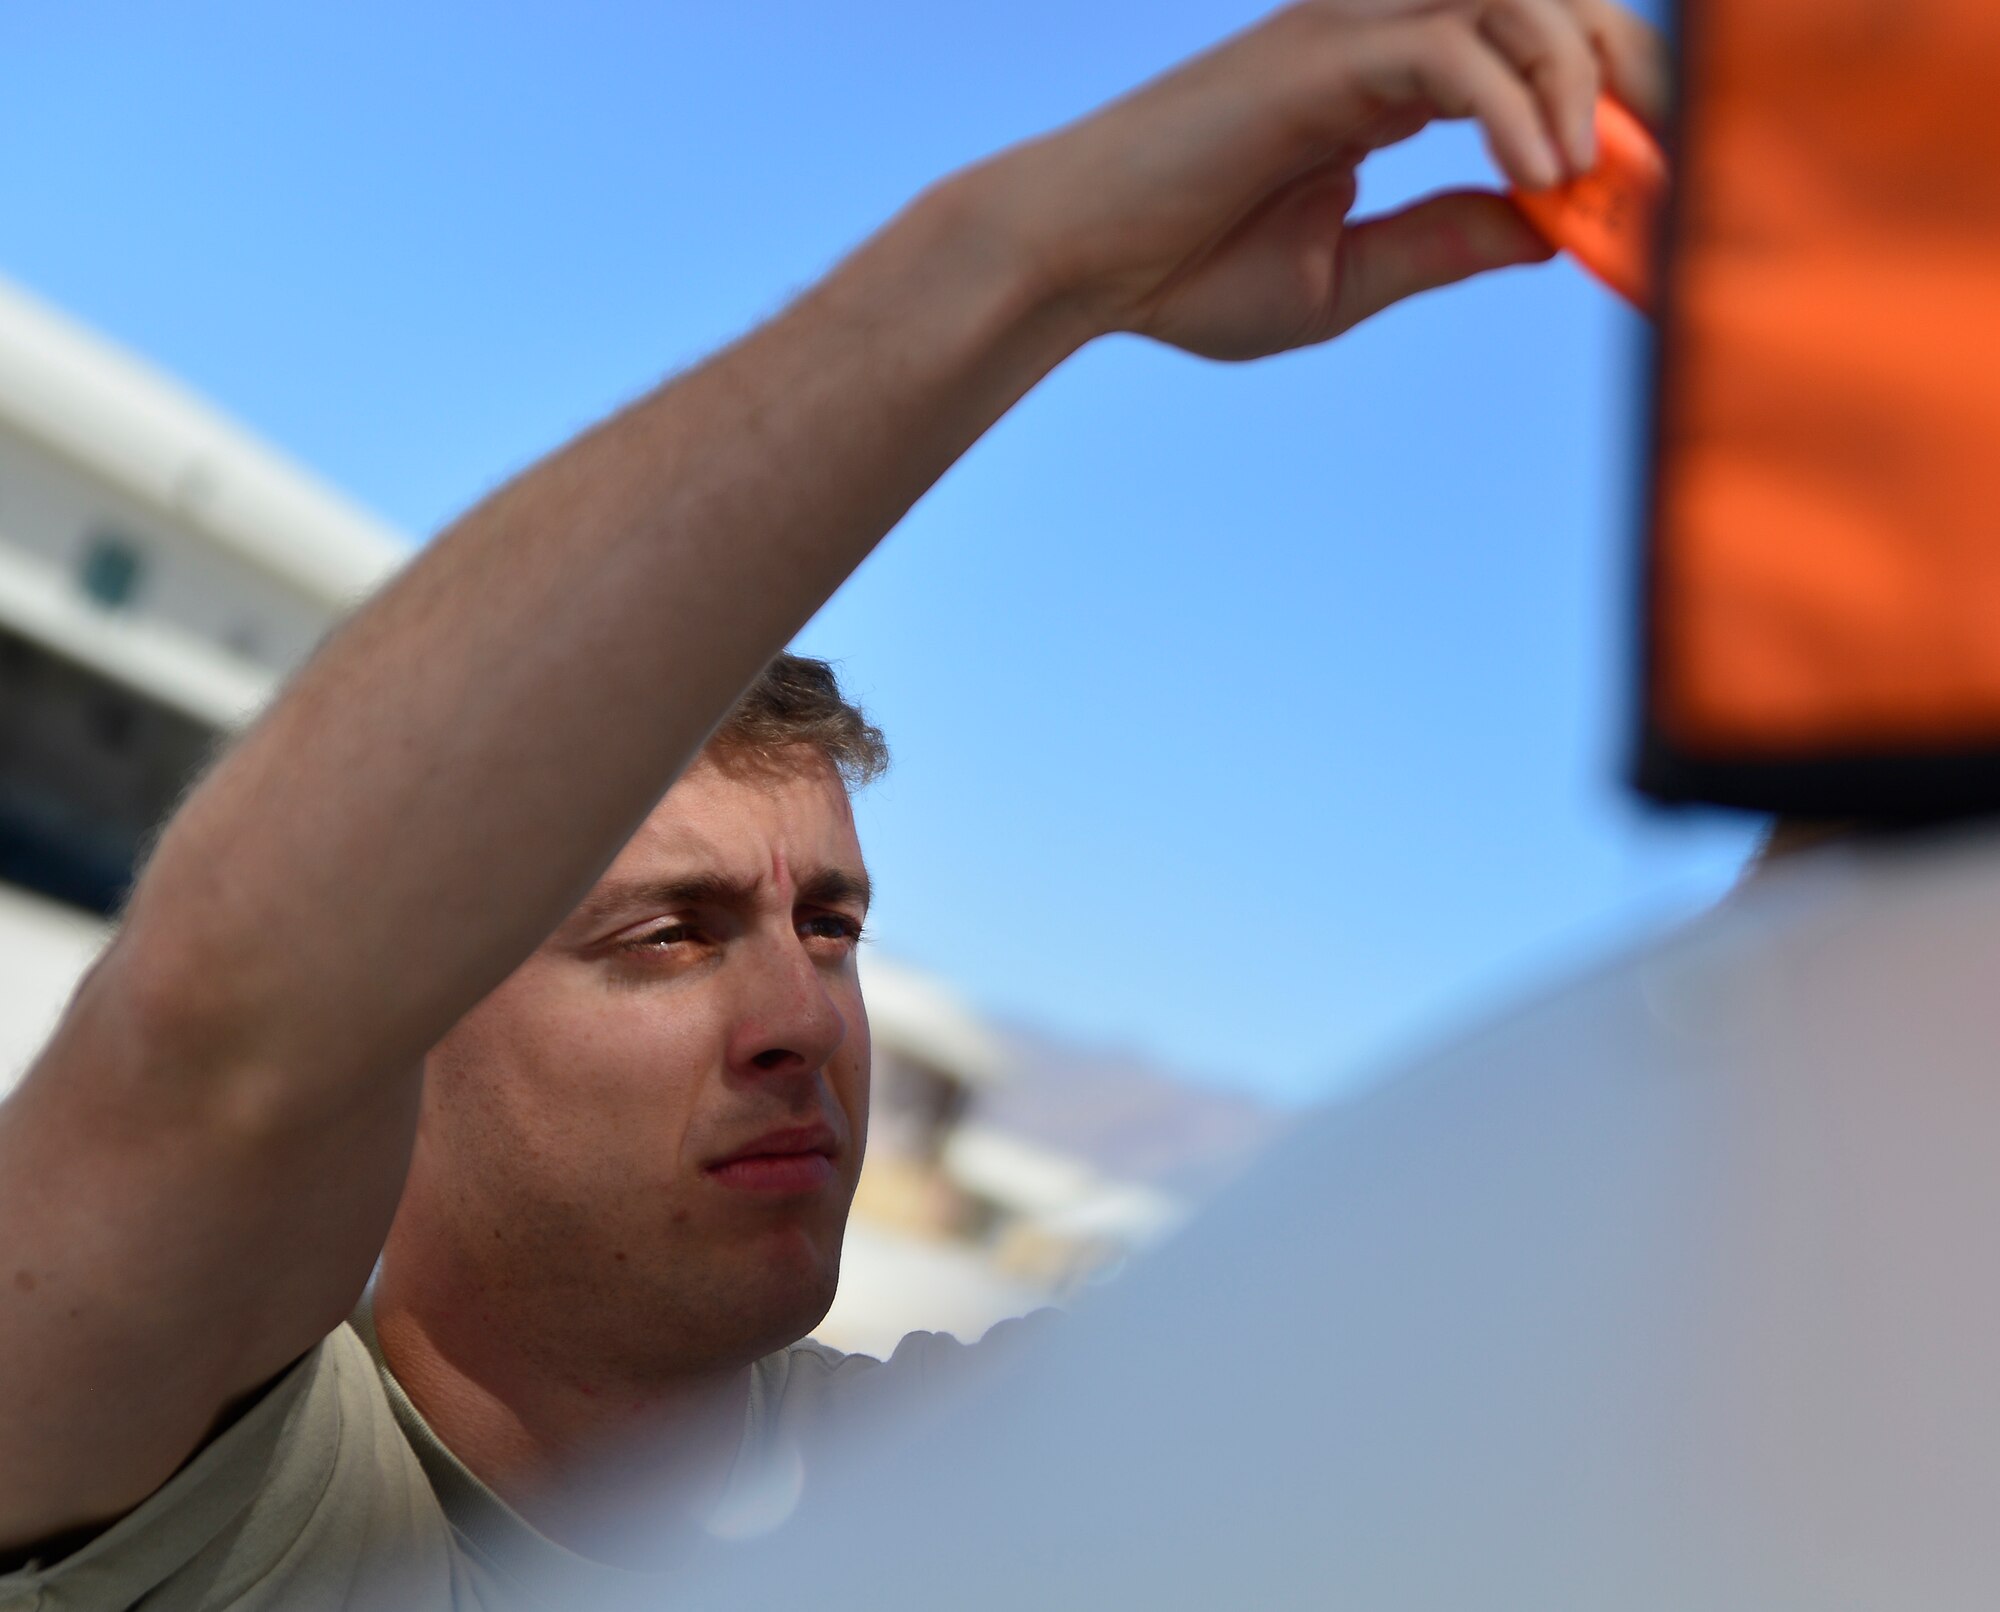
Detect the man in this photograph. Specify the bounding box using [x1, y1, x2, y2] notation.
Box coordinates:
[0, 1, 1666, 1605]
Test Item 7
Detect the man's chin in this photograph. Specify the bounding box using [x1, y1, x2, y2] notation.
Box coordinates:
[714, 1221, 843, 1349]
[718, 1276, 840, 1364]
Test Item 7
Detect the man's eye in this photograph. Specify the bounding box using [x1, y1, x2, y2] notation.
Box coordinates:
[799, 914, 864, 946]
[624, 922, 697, 952]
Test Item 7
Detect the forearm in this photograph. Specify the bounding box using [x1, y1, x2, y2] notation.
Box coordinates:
[62, 0, 1671, 1114]
[101, 172, 1085, 1104]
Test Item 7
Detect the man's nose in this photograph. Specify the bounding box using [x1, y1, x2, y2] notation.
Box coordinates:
[724, 934, 848, 1078]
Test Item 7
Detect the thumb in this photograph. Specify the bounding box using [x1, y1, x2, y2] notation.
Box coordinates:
[1331, 189, 1554, 335]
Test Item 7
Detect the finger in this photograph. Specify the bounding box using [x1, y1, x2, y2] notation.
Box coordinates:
[1479, 0, 1603, 175]
[1579, 0, 1672, 135]
[1369, 16, 1565, 191]
[1342, 102, 1437, 161]
[1330, 188, 1555, 335]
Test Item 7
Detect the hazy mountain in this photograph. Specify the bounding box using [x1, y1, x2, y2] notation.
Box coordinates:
[973, 1023, 1291, 1199]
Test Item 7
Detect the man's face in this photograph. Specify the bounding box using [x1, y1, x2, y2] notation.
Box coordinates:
[407, 749, 871, 1375]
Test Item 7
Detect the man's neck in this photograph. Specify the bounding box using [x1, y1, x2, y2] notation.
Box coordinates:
[370, 1260, 753, 1562]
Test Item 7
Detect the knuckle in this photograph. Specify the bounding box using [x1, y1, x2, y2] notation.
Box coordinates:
[1541, 26, 1600, 88]
[1408, 12, 1475, 70]
[1489, 0, 1598, 89]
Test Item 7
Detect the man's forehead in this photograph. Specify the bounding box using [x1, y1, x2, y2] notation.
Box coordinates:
[619, 752, 859, 865]
[564, 754, 866, 929]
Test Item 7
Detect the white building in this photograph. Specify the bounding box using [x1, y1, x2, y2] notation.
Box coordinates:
[0, 273, 405, 921]
[0, 272, 406, 1086]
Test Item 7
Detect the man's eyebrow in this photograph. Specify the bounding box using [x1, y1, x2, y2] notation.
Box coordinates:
[796, 867, 872, 912]
[565, 873, 753, 936]
[565, 866, 871, 936]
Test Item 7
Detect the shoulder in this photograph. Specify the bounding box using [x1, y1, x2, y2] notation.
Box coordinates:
[0, 1323, 457, 1610]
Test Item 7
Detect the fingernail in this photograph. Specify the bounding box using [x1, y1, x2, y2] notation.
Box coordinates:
[1531, 136, 1563, 190]
[1572, 114, 1598, 175]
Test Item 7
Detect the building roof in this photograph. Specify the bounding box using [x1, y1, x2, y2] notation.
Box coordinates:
[0, 275, 407, 607]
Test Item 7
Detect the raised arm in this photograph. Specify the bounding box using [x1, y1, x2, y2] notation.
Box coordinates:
[0, 0, 1663, 1551]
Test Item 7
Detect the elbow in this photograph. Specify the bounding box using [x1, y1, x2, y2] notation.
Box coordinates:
[38, 917, 292, 1142]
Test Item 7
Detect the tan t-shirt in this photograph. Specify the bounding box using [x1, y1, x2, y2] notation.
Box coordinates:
[0, 1310, 999, 1612]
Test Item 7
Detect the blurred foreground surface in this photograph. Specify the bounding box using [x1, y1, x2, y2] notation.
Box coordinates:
[593, 825, 2000, 1610]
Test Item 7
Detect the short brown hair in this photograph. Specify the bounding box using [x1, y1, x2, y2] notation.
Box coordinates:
[709, 652, 888, 787]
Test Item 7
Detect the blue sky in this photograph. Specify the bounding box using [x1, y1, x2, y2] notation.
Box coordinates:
[6, 0, 1755, 1104]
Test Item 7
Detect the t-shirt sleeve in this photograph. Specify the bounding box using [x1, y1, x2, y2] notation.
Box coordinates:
[0, 1324, 456, 1612]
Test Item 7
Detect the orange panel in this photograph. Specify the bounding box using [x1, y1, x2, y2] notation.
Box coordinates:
[1645, 0, 2000, 811]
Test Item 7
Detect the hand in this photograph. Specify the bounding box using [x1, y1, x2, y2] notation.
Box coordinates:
[981, 0, 1669, 359]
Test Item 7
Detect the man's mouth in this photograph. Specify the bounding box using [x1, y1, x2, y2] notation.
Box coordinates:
[704, 1123, 840, 1195]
